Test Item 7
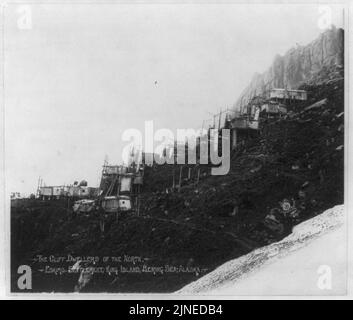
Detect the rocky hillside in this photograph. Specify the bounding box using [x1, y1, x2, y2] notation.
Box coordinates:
[11, 78, 344, 293]
[235, 27, 344, 108]
[10, 27, 344, 293]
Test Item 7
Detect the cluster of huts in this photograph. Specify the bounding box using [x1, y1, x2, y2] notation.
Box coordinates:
[35, 88, 307, 215]
[227, 88, 307, 148]
[99, 164, 143, 213]
[35, 160, 144, 216]
[38, 185, 99, 200]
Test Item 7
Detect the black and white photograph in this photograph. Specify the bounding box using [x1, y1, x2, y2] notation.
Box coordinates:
[0, 0, 352, 301]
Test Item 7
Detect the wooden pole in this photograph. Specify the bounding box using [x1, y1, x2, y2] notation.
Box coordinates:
[172, 166, 175, 189]
[178, 166, 183, 192]
[137, 186, 141, 217]
[36, 176, 41, 197]
[218, 108, 222, 129]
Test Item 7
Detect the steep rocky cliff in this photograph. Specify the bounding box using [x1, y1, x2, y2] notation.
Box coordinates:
[235, 27, 344, 109]
[11, 77, 344, 292]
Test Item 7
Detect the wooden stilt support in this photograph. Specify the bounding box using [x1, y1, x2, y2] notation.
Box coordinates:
[178, 166, 183, 192]
[172, 166, 175, 190]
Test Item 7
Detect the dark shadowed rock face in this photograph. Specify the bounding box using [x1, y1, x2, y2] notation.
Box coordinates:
[235, 27, 344, 108]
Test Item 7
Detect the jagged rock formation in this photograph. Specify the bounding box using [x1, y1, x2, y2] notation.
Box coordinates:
[235, 27, 344, 109]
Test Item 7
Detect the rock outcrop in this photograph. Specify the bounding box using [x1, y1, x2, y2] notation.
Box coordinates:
[235, 26, 344, 109]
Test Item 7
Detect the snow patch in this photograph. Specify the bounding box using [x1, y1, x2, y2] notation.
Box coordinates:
[177, 205, 345, 295]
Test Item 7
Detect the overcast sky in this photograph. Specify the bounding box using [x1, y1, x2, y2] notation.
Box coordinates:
[4, 3, 344, 195]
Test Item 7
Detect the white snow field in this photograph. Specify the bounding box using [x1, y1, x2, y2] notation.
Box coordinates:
[178, 205, 347, 296]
